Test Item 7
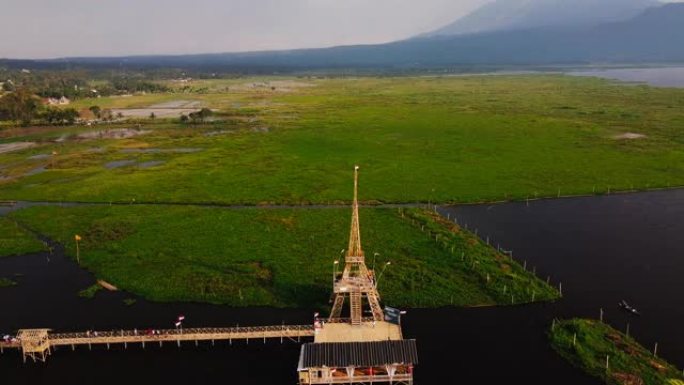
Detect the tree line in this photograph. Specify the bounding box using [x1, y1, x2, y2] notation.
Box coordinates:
[0, 88, 79, 126]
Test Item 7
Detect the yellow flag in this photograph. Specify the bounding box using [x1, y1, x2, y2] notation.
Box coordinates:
[74, 234, 82, 241]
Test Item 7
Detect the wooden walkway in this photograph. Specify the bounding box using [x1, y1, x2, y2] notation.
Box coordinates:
[1, 325, 315, 362]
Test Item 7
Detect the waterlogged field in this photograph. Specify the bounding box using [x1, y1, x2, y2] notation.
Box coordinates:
[8, 205, 558, 308]
[1, 75, 684, 205]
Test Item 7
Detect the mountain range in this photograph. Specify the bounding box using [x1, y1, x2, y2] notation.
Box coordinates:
[425, 0, 659, 37]
[2, 0, 683, 71]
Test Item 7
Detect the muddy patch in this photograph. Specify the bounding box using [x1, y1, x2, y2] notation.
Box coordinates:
[138, 161, 165, 169]
[78, 128, 150, 140]
[614, 132, 647, 140]
[204, 130, 235, 137]
[111, 108, 198, 118]
[0, 142, 36, 154]
[28, 154, 50, 160]
[119, 148, 202, 154]
[148, 100, 201, 109]
[25, 166, 46, 176]
[105, 160, 136, 169]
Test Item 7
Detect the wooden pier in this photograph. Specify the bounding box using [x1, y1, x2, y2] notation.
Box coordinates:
[2, 167, 417, 384]
[1, 325, 314, 363]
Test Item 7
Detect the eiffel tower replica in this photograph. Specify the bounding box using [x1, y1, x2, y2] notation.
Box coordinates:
[329, 166, 385, 325]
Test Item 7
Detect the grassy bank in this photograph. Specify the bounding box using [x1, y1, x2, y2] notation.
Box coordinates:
[1, 75, 684, 205]
[9, 205, 557, 308]
[550, 319, 684, 385]
[0, 217, 45, 257]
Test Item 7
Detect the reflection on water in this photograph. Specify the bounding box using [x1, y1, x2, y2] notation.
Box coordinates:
[570, 67, 684, 88]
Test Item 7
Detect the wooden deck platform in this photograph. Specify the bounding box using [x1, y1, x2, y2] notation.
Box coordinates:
[314, 321, 402, 343]
[1, 325, 315, 362]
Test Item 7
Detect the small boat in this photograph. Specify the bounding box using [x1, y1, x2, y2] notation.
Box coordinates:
[619, 300, 641, 316]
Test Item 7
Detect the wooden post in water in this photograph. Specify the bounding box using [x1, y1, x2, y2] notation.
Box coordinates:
[654, 342, 658, 357]
[74, 234, 82, 265]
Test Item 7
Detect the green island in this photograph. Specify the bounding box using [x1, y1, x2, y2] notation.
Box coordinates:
[0, 217, 45, 257]
[550, 319, 684, 385]
[8, 205, 557, 307]
[1, 75, 684, 205]
[0, 277, 17, 288]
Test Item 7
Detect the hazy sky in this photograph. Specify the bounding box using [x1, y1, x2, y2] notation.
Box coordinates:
[0, 0, 489, 59]
[1, 0, 680, 59]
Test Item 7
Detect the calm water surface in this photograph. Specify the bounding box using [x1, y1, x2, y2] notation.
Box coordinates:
[570, 66, 684, 87]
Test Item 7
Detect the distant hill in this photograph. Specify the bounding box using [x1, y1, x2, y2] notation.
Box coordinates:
[1, 3, 683, 71]
[425, 0, 658, 37]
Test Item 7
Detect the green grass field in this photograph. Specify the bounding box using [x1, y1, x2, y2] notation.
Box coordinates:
[1, 75, 684, 205]
[550, 319, 684, 385]
[8, 205, 558, 308]
[0, 217, 45, 257]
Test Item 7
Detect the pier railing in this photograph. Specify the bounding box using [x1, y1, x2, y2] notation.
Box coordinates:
[1, 324, 315, 362]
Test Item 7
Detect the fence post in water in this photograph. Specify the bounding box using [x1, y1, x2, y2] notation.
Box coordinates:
[654, 343, 658, 357]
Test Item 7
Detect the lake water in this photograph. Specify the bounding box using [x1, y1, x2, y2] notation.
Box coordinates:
[569, 67, 684, 88]
[2, 190, 684, 384]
